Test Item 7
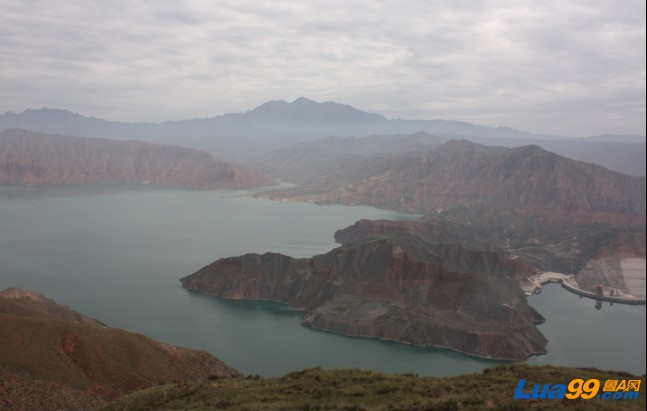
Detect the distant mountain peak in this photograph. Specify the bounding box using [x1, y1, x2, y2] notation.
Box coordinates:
[436, 138, 481, 151]
[22, 107, 81, 117]
[247, 97, 387, 123]
[292, 96, 316, 104]
[409, 130, 437, 138]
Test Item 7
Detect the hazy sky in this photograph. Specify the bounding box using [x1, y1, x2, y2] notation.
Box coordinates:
[1, 0, 645, 136]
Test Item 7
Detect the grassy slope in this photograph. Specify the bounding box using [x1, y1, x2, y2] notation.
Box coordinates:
[102, 364, 645, 410]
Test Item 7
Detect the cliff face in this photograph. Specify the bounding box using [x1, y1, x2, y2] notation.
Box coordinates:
[265, 140, 645, 225]
[181, 233, 547, 361]
[0, 129, 273, 189]
[0, 288, 240, 410]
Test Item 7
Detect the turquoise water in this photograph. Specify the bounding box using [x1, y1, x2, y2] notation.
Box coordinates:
[0, 186, 644, 376]
[527, 283, 646, 373]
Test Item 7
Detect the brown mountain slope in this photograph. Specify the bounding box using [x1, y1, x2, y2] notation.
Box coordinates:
[265, 140, 645, 225]
[0, 288, 240, 410]
[0, 129, 274, 189]
[181, 233, 547, 361]
[335, 217, 646, 292]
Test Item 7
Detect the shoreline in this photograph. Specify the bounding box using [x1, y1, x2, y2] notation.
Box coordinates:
[301, 321, 546, 362]
[183, 286, 546, 361]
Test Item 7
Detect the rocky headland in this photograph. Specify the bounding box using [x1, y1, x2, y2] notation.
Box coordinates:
[181, 232, 548, 361]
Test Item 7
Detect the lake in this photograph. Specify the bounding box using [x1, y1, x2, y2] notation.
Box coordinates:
[0, 186, 644, 376]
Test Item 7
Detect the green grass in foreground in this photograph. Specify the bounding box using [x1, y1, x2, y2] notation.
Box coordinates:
[101, 364, 645, 410]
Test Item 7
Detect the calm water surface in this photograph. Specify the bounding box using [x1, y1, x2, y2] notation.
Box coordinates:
[0, 186, 644, 376]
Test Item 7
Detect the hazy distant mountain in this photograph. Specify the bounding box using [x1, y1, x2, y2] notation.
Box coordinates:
[0, 108, 152, 140]
[0, 288, 239, 410]
[4, 98, 642, 163]
[253, 131, 645, 183]
[0, 129, 273, 188]
[583, 134, 646, 144]
[253, 131, 447, 184]
[534, 140, 645, 176]
[264, 140, 646, 225]
[0, 99, 544, 144]
[0, 98, 393, 159]
[243, 96, 387, 123]
[457, 136, 646, 176]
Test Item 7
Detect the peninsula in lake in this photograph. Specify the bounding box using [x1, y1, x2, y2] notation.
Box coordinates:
[181, 231, 547, 360]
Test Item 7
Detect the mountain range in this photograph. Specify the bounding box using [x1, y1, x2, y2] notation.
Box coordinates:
[2, 98, 644, 172]
[1, 97, 645, 406]
[0, 97, 534, 142]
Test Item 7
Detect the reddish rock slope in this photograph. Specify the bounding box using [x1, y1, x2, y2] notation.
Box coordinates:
[265, 140, 645, 225]
[0, 288, 240, 410]
[0, 129, 273, 189]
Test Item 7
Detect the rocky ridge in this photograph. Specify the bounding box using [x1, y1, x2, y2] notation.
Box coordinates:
[0, 129, 273, 189]
[263, 140, 645, 225]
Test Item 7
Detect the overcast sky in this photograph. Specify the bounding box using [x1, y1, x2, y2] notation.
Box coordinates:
[1, 0, 645, 136]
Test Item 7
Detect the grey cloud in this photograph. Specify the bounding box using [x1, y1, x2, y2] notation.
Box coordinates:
[0, 0, 644, 136]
